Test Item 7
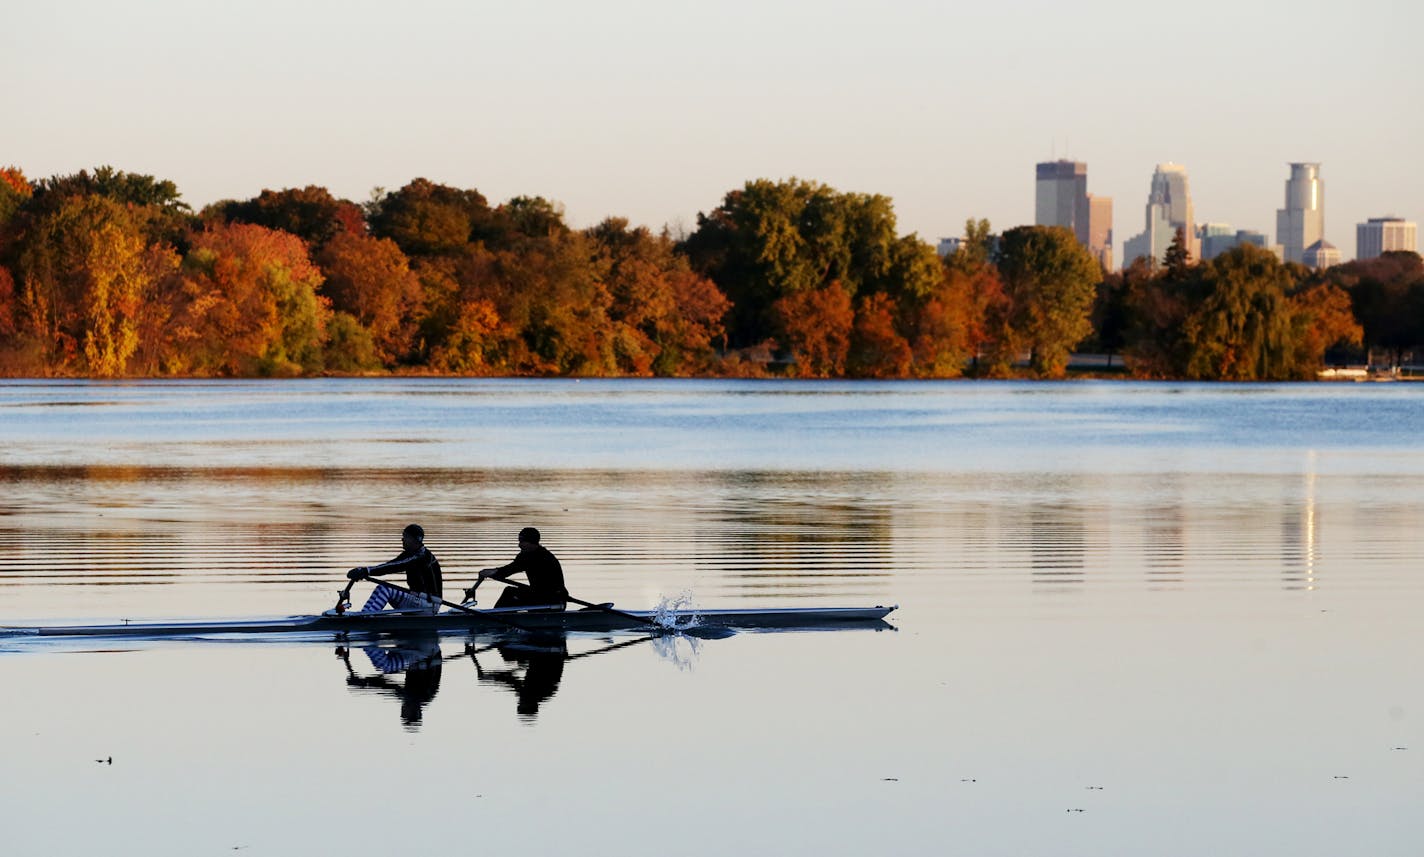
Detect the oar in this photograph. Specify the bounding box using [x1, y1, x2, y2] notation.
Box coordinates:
[482, 576, 735, 639]
[357, 575, 535, 634]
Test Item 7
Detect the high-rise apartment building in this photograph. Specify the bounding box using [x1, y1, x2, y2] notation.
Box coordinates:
[1122, 163, 1198, 267]
[1356, 217, 1417, 260]
[1035, 160, 1112, 268]
[1276, 163, 1324, 265]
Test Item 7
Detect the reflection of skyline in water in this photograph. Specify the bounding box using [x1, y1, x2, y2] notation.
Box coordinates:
[2, 464, 1421, 625]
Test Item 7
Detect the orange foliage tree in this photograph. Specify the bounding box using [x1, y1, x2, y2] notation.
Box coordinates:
[1289, 282, 1363, 372]
[773, 282, 854, 377]
[0, 265, 16, 338]
[589, 218, 730, 376]
[168, 223, 329, 376]
[315, 231, 422, 365]
[848, 292, 912, 378]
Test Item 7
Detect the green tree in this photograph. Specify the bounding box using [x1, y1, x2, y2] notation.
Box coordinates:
[366, 179, 493, 259]
[1326, 251, 1424, 365]
[683, 178, 919, 349]
[1163, 226, 1193, 280]
[29, 166, 193, 247]
[995, 225, 1102, 377]
[1178, 244, 1303, 380]
[946, 218, 993, 274]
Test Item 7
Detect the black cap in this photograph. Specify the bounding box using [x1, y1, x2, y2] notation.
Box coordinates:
[518, 527, 540, 544]
[403, 524, 425, 542]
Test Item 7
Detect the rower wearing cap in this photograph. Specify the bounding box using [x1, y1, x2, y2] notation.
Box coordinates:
[467, 527, 568, 610]
[347, 523, 443, 613]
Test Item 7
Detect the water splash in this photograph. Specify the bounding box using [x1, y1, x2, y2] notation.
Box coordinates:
[651, 591, 703, 631]
[651, 632, 701, 671]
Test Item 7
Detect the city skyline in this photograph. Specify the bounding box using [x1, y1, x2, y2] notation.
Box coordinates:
[5, 1, 1420, 262]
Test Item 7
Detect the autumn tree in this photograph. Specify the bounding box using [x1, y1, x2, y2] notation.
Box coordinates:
[7, 195, 178, 375]
[587, 218, 730, 376]
[848, 292, 912, 377]
[0, 166, 31, 229]
[1289, 282, 1363, 373]
[772, 282, 854, 377]
[213, 186, 365, 248]
[167, 223, 329, 376]
[315, 231, 422, 364]
[995, 225, 1102, 377]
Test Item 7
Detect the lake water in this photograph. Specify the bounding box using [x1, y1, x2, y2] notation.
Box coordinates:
[1, 378, 1421, 856]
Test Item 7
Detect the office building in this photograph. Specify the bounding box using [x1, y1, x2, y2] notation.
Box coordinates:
[1035, 160, 1113, 268]
[1303, 239, 1340, 270]
[1199, 224, 1269, 261]
[1356, 217, 1417, 260]
[1122, 163, 1198, 267]
[1276, 163, 1324, 265]
[1087, 195, 1113, 270]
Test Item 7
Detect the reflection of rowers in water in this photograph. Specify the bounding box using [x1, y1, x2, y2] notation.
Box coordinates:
[338, 632, 443, 730]
[466, 633, 567, 722]
[465, 633, 661, 722]
[338, 630, 666, 726]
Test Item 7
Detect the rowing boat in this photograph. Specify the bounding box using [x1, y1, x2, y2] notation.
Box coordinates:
[1, 604, 898, 638]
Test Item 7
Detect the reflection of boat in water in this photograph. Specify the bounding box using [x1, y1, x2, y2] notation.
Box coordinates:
[2, 605, 897, 639]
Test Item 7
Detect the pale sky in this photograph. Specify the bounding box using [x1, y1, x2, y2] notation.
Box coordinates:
[6, 0, 1421, 260]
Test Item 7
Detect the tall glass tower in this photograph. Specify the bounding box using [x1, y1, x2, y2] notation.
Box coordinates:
[1035, 160, 1112, 268]
[1122, 163, 1198, 267]
[1276, 163, 1324, 265]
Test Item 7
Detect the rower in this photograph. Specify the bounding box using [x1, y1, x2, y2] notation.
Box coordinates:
[466, 527, 568, 610]
[347, 524, 444, 614]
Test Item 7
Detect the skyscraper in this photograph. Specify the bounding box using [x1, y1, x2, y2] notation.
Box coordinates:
[1122, 163, 1198, 267]
[1034, 160, 1112, 268]
[1087, 195, 1113, 270]
[1356, 217, 1417, 260]
[1276, 163, 1324, 265]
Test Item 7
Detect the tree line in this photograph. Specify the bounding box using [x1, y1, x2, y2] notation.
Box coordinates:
[0, 166, 1419, 380]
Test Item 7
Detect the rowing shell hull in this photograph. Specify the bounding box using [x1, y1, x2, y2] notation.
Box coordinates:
[2, 605, 897, 638]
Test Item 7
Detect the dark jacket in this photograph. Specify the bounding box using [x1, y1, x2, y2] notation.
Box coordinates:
[370, 546, 442, 598]
[491, 544, 567, 601]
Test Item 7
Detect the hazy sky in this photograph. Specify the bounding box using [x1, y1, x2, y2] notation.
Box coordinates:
[6, 0, 1421, 260]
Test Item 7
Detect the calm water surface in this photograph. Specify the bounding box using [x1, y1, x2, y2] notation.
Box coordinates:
[1, 379, 1421, 856]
